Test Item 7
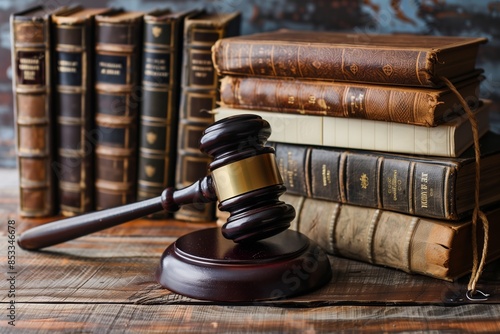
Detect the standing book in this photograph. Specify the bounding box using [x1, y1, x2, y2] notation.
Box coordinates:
[94, 9, 143, 210]
[212, 30, 487, 87]
[175, 10, 240, 222]
[10, 5, 72, 217]
[52, 7, 112, 216]
[137, 8, 196, 204]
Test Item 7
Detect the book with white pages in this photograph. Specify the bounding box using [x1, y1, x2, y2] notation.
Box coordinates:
[213, 100, 491, 157]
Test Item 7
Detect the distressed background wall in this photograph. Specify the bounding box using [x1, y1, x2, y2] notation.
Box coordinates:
[1, 0, 499, 167]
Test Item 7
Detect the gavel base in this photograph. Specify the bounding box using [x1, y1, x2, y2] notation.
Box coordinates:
[156, 227, 332, 302]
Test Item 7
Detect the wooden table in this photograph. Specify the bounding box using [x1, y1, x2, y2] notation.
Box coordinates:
[1, 168, 500, 333]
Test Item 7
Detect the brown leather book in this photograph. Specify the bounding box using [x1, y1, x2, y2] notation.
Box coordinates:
[137, 9, 196, 206]
[212, 30, 487, 87]
[175, 10, 241, 222]
[219, 74, 482, 127]
[10, 5, 73, 217]
[284, 192, 500, 281]
[271, 131, 500, 220]
[94, 9, 143, 210]
[52, 7, 112, 216]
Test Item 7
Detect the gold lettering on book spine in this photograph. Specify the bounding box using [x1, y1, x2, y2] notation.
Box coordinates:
[386, 170, 400, 202]
[420, 172, 428, 208]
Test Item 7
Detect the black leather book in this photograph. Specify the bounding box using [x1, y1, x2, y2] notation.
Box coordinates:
[272, 131, 500, 220]
[174, 10, 241, 222]
[53, 7, 112, 216]
[137, 8, 197, 207]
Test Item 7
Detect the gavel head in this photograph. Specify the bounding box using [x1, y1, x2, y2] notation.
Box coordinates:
[200, 114, 296, 243]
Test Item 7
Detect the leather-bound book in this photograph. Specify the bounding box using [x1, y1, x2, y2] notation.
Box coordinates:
[137, 9, 196, 205]
[271, 131, 500, 220]
[219, 74, 483, 127]
[175, 11, 240, 222]
[52, 7, 112, 216]
[214, 100, 491, 158]
[94, 9, 143, 210]
[212, 30, 487, 87]
[283, 192, 500, 281]
[10, 5, 73, 217]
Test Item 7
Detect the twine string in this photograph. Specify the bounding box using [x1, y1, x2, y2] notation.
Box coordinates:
[440, 76, 489, 297]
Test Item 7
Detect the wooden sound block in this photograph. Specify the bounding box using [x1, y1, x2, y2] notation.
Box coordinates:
[156, 228, 332, 302]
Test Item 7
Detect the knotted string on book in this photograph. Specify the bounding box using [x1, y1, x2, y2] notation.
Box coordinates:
[440, 76, 490, 301]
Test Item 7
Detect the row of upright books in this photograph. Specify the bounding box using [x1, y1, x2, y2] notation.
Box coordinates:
[10, 5, 240, 219]
[211, 30, 500, 281]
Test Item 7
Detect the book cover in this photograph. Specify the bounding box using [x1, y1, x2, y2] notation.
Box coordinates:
[52, 7, 112, 216]
[94, 9, 143, 210]
[271, 131, 500, 220]
[175, 10, 241, 222]
[212, 30, 487, 87]
[213, 100, 491, 157]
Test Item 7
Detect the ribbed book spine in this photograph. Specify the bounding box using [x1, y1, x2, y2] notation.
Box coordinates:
[10, 6, 68, 217]
[283, 193, 500, 281]
[94, 10, 143, 210]
[137, 9, 193, 204]
[175, 11, 240, 221]
[219, 75, 482, 127]
[53, 8, 110, 216]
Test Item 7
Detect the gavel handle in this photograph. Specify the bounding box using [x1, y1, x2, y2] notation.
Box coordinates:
[18, 177, 217, 251]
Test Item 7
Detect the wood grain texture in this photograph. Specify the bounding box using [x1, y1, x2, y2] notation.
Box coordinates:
[3, 304, 500, 333]
[1, 167, 500, 331]
[2, 234, 499, 306]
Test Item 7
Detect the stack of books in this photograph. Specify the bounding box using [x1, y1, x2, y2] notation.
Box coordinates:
[211, 30, 500, 281]
[10, 5, 240, 219]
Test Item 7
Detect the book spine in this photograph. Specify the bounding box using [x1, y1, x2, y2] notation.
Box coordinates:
[273, 142, 459, 219]
[53, 14, 97, 216]
[214, 106, 490, 158]
[219, 76, 478, 127]
[212, 40, 433, 87]
[213, 192, 500, 280]
[94, 15, 143, 210]
[10, 11, 55, 217]
[138, 14, 184, 203]
[284, 193, 500, 281]
[175, 13, 240, 221]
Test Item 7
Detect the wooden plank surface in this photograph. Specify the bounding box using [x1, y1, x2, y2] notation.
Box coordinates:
[2, 233, 500, 305]
[1, 167, 500, 332]
[3, 304, 500, 333]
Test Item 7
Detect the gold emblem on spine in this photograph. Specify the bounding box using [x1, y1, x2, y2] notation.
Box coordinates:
[350, 63, 359, 75]
[146, 132, 157, 145]
[383, 64, 393, 76]
[360, 173, 369, 189]
[145, 165, 156, 178]
[152, 26, 162, 38]
[211, 153, 283, 202]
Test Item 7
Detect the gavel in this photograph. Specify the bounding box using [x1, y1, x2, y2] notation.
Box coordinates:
[18, 114, 297, 250]
[18, 113, 332, 302]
